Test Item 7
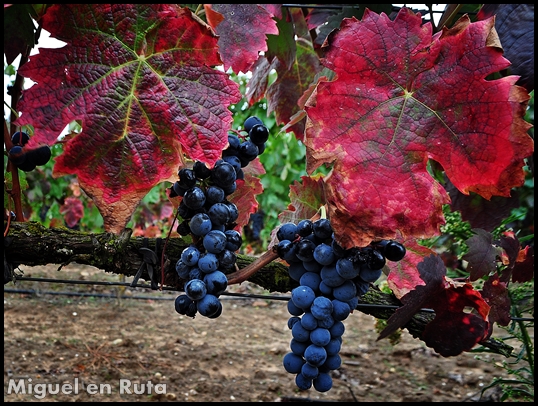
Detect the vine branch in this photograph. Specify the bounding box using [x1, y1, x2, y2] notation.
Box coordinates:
[4, 221, 514, 358]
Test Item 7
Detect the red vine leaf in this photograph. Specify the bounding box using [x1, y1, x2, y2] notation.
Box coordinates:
[480, 274, 511, 326]
[421, 281, 490, 357]
[228, 171, 265, 232]
[59, 196, 84, 228]
[447, 180, 520, 232]
[462, 229, 502, 281]
[497, 231, 534, 284]
[385, 237, 437, 299]
[278, 174, 327, 224]
[380, 254, 491, 357]
[304, 8, 534, 249]
[204, 4, 279, 74]
[512, 245, 534, 283]
[378, 253, 446, 341]
[245, 57, 274, 106]
[15, 4, 241, 233]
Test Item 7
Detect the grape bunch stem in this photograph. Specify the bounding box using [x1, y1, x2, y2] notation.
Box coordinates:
[226, 249, 279, 284]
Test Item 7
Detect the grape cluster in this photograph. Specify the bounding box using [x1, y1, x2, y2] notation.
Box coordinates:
[277, 218, 406, 392]
[173, 116, 270, 319]
[8, 131, 52, 172]
[244, 210, 265, 242]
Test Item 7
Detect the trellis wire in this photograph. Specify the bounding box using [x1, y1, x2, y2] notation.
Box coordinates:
[7, 275, 435, 312]
[5, 276, 533, 322]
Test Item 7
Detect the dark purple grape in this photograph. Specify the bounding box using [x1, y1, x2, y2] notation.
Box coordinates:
[169, 186, 178, 198]
[249, 124, 269, 144]
[11, 131, 30, 146]
[358, 263, 383, 283]
[331, 238, 347, 258]
[176, 219, 192, 236]
[217, 249, 237, 270]
[175, 294, 196, 316]
[206, 301, 223, 318]
[224, 229, 242, 251]
[238, 141, 259, 165]
[313, 243, 335, 266]
[313, 218, 333, 240]
[224, 202, 238, 223]
[295, 238, 316, 262]
[296, 219, 313, 237]
[277, 222, 298, 242]
[365, 248, 386, 270]
[206, 185, 225, 204]
[235, 168, 244, 180]
[384, 240, 406, 262]
[24, 145, 51, 166]
[188, 267, 204, 281]
[211, 161, 237, 187]
[175, 260, 191, 280]
[255, 142, 266, 155]
[177, 168, 197, 189]
[208, 202, 231, 226]
[184, 279, 207, 301]
[196, 293, 221, 317]
[183, 187, 206, 210]
[203, 271, 228, 296]
[203, 230, 227, 254]
[172, 181, 188, 197]
[244, 116, 263, 133]
[222, 134, 241, 156]
[189, 213, 212, 236]
[8, 146, 27, 166]
[193, 161, 212, 179]
[223, 155, 242, 173]
[221, 181, 237, 196]
[181, 245, 201, 267]
[16, 154, 37, 172]
[276, 239, 296, 260]
[177, 200, 195, 220]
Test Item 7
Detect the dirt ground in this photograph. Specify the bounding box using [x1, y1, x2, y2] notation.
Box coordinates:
[3, 263, 524, 402]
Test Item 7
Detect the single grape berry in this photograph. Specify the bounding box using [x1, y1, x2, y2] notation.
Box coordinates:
[193, 161, 212, 179]
[365, 248, 386, 270]
[184, 279, 207, 301]
[222, 134, 241, 157]
[29, 145, 52, 166]
[8, 146, 27, 166]
[211, 161, 237, 187]
[249, 124, 270, 144]
[243, 116, 263, 133]
[172, 181, 188, 197]
[182, 187, 206, 210]
[238, 141, 259, 164]
[11, 131, 30, 146]
[384, 240, 406, 262]
[177, 168, 197, 189]
[206, 185, 226, 204]
[312, 218, 333, 240]
[296, 219, 313, 237]
[277, 222, 298, 242]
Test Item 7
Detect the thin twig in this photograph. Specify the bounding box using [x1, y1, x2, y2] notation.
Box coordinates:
[226, 249, 280, 284]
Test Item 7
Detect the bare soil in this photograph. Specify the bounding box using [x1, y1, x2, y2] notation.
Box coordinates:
[4, 264, 519, 402]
